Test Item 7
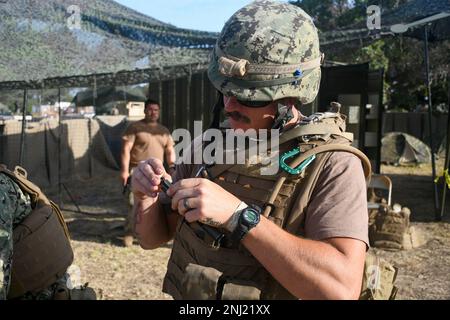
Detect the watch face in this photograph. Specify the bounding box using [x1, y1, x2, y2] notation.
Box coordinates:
[243, 208, 260, 225]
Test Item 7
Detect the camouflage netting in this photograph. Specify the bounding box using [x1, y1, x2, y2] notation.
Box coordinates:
[0, 117, 129, 187]
[1, 0, 449, 90]
[320, 0, 450, 51]
[0, 0, 218, 89]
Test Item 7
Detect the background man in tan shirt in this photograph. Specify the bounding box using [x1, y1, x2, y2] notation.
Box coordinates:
[120, 99, 175, 247]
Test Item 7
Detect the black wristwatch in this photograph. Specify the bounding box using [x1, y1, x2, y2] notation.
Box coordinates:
[229, 205, 261, 245]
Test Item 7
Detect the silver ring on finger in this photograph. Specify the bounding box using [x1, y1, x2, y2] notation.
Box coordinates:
[183, 198, 193, 211]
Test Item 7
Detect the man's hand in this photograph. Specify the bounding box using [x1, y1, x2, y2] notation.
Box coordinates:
[120, 171, 130, 187]
[167, 178, 241, 228]
[131, 158, 172, 200]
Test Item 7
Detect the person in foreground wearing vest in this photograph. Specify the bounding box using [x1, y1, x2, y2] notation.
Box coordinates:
[0, 165, 95, 300]
[131, 1, 371, 300]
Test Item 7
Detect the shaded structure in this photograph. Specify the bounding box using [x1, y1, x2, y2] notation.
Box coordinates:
[0, 0, 219, 131]
[387, 1, 450, 221]
[74, 86, 147, 108]
[0, 0, 219, 210]
[319, 0, 450, 220]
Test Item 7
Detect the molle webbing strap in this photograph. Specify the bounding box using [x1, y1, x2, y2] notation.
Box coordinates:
[289, 144, 372, 178]
[0, 165, 51, 207]
[207, 164, 237, 180]
[279, 123, 353, 145]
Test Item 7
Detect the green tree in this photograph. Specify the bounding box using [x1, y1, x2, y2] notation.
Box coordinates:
[290, 0, 450, 110]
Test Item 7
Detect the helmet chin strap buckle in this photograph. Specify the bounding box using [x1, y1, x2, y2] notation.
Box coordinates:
[272, 103, 294, 130]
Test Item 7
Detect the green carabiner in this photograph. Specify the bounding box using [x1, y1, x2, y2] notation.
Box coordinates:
[280, 147, 316, 175]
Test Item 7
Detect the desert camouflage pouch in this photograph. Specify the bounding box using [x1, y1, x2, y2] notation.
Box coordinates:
[369, 204, 411, 250]
[181, 263, 261, 300]
[360, 252, 398, 300]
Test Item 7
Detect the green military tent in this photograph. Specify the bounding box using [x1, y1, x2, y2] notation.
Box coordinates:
[381, 132, 432, 165]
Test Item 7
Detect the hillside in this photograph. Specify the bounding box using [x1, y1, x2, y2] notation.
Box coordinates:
[0, 0, 217, 83]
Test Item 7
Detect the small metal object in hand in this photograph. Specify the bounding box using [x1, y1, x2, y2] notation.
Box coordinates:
[160, 177, 172, 193]
[160, 175, 224, 248]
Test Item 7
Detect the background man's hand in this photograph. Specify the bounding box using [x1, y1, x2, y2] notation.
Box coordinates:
[167, 178, 241, 228]
[120, 171, 130, 187]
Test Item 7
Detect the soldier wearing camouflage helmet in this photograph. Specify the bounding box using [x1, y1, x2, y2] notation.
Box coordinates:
[132, 1, 371, 300]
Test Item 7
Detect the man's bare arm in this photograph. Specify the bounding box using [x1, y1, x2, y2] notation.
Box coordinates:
[165, 142, 176, 167]
[120, 139, 134, 185]
[134, 196, 178, 249]
[243, 217, 366, 300]
[132, 158, 179, 249]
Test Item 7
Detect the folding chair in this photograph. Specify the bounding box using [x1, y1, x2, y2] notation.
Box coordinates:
[367, 174, 392, 210]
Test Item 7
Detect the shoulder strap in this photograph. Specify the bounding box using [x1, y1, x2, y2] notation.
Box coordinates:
[279, 112, 353, 145]
[0, 164, 51, 207]
[279, 123, 353, 145]
[288, 144, 372, 179]
[0, 164, 70, 240]
[262, 144, 372, 217]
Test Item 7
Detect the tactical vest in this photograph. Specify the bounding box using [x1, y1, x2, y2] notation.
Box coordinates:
[0, 165, 74, 299]
[163, 111, 396, 300]
[369, 204, 423, 251]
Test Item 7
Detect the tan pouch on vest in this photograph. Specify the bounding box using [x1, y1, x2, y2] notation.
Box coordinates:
[0, 165, 74, 299]
[181, 263, 262, 300]
[182, 263, 223, 300]
[360, 253, 398, 300]
[369, 204, 410, 251]
[8, 204, 74, 299]
[221, 280, 261, 300]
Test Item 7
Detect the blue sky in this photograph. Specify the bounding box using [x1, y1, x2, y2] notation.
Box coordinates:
[115, 0, 289, 32]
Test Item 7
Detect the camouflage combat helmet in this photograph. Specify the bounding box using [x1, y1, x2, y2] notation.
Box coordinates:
[208, 0, 323, 105]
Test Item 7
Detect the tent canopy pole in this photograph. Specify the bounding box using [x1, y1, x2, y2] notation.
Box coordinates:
[424, 24, 440, 220]
[19, 89, 27, 166]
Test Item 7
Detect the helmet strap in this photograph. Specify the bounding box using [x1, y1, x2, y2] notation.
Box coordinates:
[210, 92, 224, 129]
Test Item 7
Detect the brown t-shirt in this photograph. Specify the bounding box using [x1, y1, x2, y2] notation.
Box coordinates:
[173, 151, 369, 247]
[122, 121, 174, 167]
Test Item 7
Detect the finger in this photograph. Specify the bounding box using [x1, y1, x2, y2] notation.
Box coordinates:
[134, 176, 157, 198]
[163, 172, 173, 182]
[177, 197, 200, 216]
[139, 164, 161, 186]
[142, 158, 165, 176]
[184, 209, 201, 224]
[171, 188, 199, 211]
[168, 178, 203, 197]
[133, 171, 159, 196]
